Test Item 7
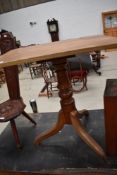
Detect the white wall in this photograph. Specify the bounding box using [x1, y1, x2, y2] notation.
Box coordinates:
[0, 0, 117, 45]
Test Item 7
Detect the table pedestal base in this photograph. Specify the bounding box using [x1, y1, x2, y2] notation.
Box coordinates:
[35, 109, 88, 143]
[35, 58, 106, 160]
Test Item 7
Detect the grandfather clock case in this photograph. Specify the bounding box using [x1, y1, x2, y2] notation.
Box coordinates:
[47, 18, 59, 42]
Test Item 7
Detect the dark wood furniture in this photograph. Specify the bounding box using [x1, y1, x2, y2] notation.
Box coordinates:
[104, 79, 117, 156]
[29, 62, 42, 79]
[90, 50, 101, 69]
[81, 53, 101, 75]
[38, 62, 58, 98]
[102, 10, 117, 37]
[0, 68, 5, 86]
[67, 57, 88, 92]
[41, 63, 57, 98]
[0, 35, 117, 158]
[47, 18, 59, 42]
[68, 53, 101, 76]
[0, 32, 36, 148]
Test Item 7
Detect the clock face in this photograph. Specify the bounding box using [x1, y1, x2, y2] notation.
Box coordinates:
[49, 24, 57, 32]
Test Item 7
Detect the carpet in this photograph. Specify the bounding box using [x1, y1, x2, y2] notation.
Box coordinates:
[0, 109, 117, 174]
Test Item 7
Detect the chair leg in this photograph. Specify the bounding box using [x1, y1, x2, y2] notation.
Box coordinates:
[84, 77, 88, 90]
[46, 84, 49, 98]
[22, 111, 36, 125]
[46, 83, 52, 98]
[92, 64, 101, 76]
[29, 67, 33, 79]
[10, 119, 22, 149]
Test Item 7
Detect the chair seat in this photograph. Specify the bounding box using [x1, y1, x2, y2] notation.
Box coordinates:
[0, 99, 26, 122]
[70, 70, 87, 78]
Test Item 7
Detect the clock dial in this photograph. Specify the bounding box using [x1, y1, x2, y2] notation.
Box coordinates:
[49, 24, 57, 32]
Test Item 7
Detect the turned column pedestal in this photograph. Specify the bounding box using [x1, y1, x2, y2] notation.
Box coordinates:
[35, 57, 106, 159]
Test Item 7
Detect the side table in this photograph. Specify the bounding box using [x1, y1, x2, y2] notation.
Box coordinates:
[0, 35, 117, 159]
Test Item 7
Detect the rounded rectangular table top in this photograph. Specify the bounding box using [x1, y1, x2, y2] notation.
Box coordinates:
[0, 35, 117, 68]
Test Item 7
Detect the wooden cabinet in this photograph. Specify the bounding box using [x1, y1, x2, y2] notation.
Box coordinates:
[104, 79, 117, 156]
[102, 10, 117, 37]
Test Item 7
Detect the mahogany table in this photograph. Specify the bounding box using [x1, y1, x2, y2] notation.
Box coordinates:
[0, 35, 117, 159]
[104, 79, 117, 156]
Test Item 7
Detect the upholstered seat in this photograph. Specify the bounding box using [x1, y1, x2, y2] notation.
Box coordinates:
[69, 69, 87, 77]
[68, 53, 101, 75]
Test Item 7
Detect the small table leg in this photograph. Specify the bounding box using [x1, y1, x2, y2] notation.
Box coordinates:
[34, 58, 106, 159]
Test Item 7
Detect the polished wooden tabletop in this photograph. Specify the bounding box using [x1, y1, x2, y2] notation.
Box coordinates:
[0, 35, 117, 68]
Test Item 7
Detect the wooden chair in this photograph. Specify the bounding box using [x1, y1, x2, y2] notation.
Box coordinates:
[29, 62, 42, 79]
[70, 53, 101, 76]
[41, 62, 58, 98]
[0, 31, 36, 148]
[67, 57, 88, 92]
[90, 50, 101, 69]
[0, 68, 5, 87]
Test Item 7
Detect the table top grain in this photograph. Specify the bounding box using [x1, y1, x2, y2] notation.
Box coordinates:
[0, 35, 117, 68]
